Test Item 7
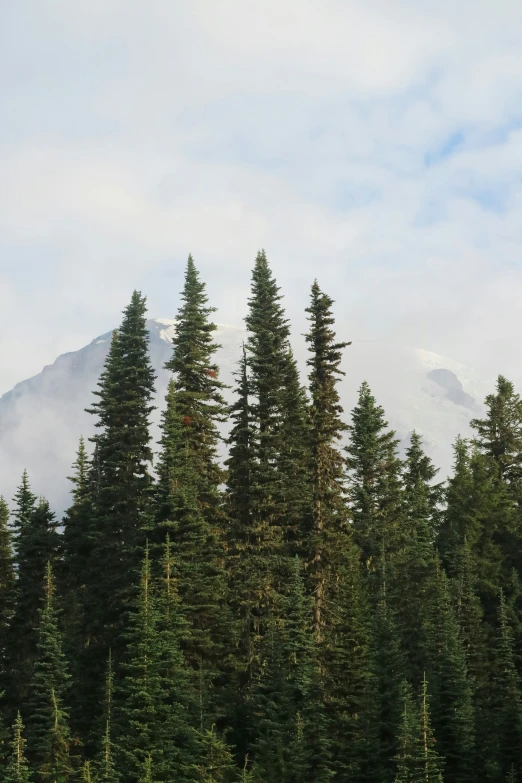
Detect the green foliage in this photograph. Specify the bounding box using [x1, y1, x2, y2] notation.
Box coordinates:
[9, 495, 60, 708]
[394, 677, 444, 783]
[164, 254, 228, 510]
[5, 712, 32, 783]
[346, 382, 403, 588]
[305, 281, 349, 637]
[0, 497, 16, 689]
[26, 563, 72, 772]
[82, 291, 156, 729]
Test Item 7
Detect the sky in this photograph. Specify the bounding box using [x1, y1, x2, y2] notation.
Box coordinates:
[2, 0, 522, 396]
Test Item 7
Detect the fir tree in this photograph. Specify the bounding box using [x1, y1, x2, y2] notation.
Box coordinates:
[9, 499, 60, 708]
[37, 688, 77, 781]
[154, 380, 229, 731]
[394, 677, 444, 783]
[83, 291, 156, 727]
[305, 281, 350, 637]
[251, 557, 326, 783]
[96, 652, 119, 783]
[119, 545, 161, 783]
[0, 497, 16, 683]
[163, 254, 228, 515]
[155, 535, 199, 781]
[346, 382, 403, 590]
[192, 725, 236, 783]
[423, 563, 475, 783]
[489, 591, 522, 780]
[26, 563, 72, 769]
[5, 712, 32, 783]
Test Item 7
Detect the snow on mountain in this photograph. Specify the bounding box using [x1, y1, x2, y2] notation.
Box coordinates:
[0, 319, 493, 515]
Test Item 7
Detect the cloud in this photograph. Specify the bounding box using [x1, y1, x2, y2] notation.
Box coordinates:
[1, 0, 522, 403]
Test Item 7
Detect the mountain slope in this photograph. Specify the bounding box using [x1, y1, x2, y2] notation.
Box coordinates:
[0, 320, 492, 514]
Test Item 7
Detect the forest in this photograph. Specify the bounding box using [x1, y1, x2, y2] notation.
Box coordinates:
[0, 250, 521, 782]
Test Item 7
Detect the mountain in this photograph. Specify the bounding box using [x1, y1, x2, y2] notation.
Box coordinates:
[0, 319, 493, 514]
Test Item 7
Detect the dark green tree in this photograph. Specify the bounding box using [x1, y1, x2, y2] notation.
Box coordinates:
[394, 678, 444, 783]
[251, 557, 328, 783]
[155, 535, 199, 781]
[9, 498, 60, 708]
[96, 652, 119, 783]
[423, 563, 475, 783]
[154, 380, 229, 731]
[5, 712, 32, 783]
[119, 545, 161, 783]
[488, 591, 522, 781]
[163, 254, 228, 516]
[26, 563, 72, 770]
[305, 281, 350, 637]
[83, 291, 156, 728]
[0, 497, 16, 682]
[346, 382, 403, 590]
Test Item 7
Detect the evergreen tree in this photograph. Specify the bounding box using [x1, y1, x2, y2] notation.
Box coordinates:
[11, 471, 37, 556]
[251, 557, 327, 783]
[346, 382, 403, 590]
[155, 535, 199, 781]
[26, 563, 72, 769]
[37, 688, 77, 781]
[154, 380, 229, 730]
[326, 546, 373, 782]
[394, 677, 444, 783]
[370, 568, 405, 783]
[470, 375, 522, 491]
[488, 591, 522, 781]
[229, 251, 308, 691]
[5, 712, 32, 783]
[61, 437, 92, 633]
[119, 545, 161, 783]
[9, 498, 60, 707]
[83, 291, 156, 727]
[305, 281, 350, 637]
[0, 497, 16, 681]
[423, 563, 475, 783]
[163, 254, 228, 515]
[393, 433, 439, 682]
[96, 652, 119, 783]
[192, 725, 236, 783]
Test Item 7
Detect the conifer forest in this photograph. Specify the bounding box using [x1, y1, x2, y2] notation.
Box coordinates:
[2, 250, 522, 783]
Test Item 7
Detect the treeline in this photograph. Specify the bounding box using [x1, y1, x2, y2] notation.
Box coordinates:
[0, 251, 521, 782]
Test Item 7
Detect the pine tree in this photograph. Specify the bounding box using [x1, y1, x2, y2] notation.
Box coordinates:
[37, 688, 77, 781]
[61, 437, 92, 631]
[394, 677, 444, 783]
[370, 566, 405, 783]
[119, 545, 161, 783]
[26, 563, 72, 769]
[5, 712, 32, 783]
[305, 281, 350, 637]
[423, 563, 475, 783]
[229, 251, 308, 688]
[96, 652, 119, 783]
[251, 557, 326, 783]
[192, 725, 236, 783]
[163, 254, 228, 516]
[488, 591, 522, 780]
[154, 380, 229, 731]
[11, 471, 37, 555]
[392, 433, 439, 682]
[9, 498, 60, 708]
[0, 497, 16, 682]
[470, 375, 522, 490]
[346, 382, 403, 590]
[326, 546, 373, 781]
[155, 535, 199, 781]
[83, 291, 156, 728]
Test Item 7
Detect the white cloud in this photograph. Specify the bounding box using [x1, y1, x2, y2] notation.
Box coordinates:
[2, 0, 522, 403]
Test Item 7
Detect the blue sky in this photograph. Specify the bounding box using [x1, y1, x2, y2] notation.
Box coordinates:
[2, 0, 522, 394]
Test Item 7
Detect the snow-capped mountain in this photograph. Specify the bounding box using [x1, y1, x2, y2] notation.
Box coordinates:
[0, 319, 493, 515]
